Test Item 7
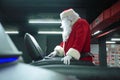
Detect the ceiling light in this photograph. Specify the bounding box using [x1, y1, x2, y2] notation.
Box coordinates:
[29, 19, 61, 24]
[93, 30, 101, 35]
[111, 38, 120, 41]
[5, 31, 19, 34]
[106, 41, 116, 44]
[38, 31, 62, 34]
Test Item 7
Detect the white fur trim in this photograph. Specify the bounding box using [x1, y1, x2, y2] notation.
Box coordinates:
[66, 48, 80, 60]
[60, 9, 75, 19]
[54, 46, 64, 56]
[60, 9, 80, 26]
[70, 16, 80, 26]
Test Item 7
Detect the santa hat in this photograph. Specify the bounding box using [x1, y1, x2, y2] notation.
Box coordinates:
[60, 8, 80, 25]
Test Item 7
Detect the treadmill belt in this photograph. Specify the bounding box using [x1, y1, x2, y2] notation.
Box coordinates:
[31, 57, 94, 66]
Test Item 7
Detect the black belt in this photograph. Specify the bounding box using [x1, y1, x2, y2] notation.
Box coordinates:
[80, 52, 94, 59]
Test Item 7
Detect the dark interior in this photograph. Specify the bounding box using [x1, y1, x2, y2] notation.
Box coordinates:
[0, 1, 120, 80]
[0, 0, 119, 63]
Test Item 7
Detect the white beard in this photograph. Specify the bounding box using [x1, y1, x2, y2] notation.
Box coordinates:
[61, 19, 72, 42]
[62, 27, 71, 42]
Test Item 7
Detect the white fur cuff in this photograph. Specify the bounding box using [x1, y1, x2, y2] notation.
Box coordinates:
[66, 48, 80, 60]
[54, 46, 64, 56]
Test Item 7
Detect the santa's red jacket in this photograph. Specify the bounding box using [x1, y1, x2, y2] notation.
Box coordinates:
[54, 18, 93, 62]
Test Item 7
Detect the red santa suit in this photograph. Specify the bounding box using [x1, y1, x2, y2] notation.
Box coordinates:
[54, 9, 93, 62]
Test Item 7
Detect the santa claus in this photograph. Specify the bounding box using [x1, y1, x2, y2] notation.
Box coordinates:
[48, 8, 93, 65]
